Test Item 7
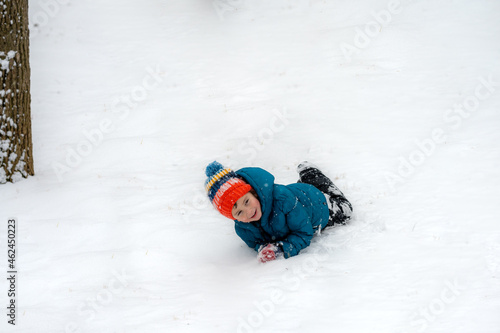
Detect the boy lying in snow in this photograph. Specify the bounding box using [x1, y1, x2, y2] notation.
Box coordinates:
[204, 161, 353, 262]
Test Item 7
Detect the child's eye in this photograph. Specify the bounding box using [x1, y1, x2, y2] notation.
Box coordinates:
[245, 199, 249, 205]
[237, 211, 241, 216]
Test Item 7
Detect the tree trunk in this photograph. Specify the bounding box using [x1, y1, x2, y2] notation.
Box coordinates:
[0, 0, 34, 183]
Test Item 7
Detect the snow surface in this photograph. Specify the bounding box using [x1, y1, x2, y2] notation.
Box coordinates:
[1, 0, 500, 332]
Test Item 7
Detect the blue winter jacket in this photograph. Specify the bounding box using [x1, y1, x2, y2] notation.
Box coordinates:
[234, 167, 330, 258]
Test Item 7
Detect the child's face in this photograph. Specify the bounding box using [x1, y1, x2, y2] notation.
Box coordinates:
[231, 192, 262, 223]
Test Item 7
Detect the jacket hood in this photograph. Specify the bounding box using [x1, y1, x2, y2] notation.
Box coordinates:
[235, 167, 275, 223]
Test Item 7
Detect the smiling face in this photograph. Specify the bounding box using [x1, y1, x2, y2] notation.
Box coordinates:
[231, 192, 262, 222]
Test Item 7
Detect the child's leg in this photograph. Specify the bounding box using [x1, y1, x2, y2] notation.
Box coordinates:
[297, 162, 353, 227]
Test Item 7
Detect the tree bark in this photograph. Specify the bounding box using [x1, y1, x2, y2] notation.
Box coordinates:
[0, 0, 34, 183]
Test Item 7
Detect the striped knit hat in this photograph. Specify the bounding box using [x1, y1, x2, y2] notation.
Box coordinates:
[205, 161, 252, 219]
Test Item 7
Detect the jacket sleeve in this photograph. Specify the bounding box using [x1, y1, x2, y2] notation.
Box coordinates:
[276, 196, 314, 259]
[234, 223, 268, 252]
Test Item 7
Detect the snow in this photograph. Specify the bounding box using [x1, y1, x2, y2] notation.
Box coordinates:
[0, 51, 16, 73]
[1, 0, 500, 332]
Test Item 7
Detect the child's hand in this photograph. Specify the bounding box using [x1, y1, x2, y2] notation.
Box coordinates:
[258, 243, 282, 263]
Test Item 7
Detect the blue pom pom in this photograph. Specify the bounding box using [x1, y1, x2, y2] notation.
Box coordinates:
[205, 161, 224, 177]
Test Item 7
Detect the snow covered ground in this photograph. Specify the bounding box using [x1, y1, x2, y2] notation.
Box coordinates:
[1, 0, 500, 332]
